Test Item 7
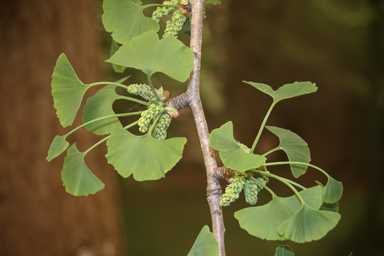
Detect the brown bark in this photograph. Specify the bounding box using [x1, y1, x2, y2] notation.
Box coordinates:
[188, 1, 226, 255]
[0, 1, 123, 256]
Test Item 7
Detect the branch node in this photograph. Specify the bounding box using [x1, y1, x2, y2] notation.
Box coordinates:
[214, 166, 234, 180]
[165, 92, 190, 109]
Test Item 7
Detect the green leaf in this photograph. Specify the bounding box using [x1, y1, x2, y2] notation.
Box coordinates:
[47, 135, 70, 161]
[187, 226, 219, 256]
[322, 176, 343, 204]
[82, 85, 122, 135]
[102, 0, 159, 44]
[266, 126, 311, 178]
[61, 144, 105, 196]
[235, 196, 295, 241]
[234, 186, 322, 241]
[106, 127, 187, 181]
[209, 121, 266, 171]
[51, 53, 90, 127]
[110, 41, 126, 73]
[284, 186, 323, 210]
[274, 245, 295, 256]
[243, 81, 317, 103]
[277, 205, 341, 243]
[106, 31, 194, 82]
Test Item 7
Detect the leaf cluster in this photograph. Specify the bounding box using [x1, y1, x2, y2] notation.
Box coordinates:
[209, 81, 343, 244]
[48, 0, 195, 196]
[46, 0, 344, 255]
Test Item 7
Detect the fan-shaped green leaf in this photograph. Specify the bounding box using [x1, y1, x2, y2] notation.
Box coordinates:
[47, 135, 70, 161]
[82, 85, 122, 135]
[106, 127, 187, 181]
[235, 196, 295, 241]
[322, 176, 343, 204]
[102, 0, 159, 44]
[209, 121, 266, 171]
[277, 205, 341, 243]
[234, 186, 322, 241]
[275, 245, 295, 256]
[51, 53, 90, 127]
[187, 226, 219, 256]
[284, 185, 323, 210]
[110, 40, 126, 73]
[106, 31, 194, 82]
[243, 81, 275, 98]
[243, 81, 317, 103]
[266, 126, 311, 178]
[61, 144, 105, 196]
[274, 82, 318, 102]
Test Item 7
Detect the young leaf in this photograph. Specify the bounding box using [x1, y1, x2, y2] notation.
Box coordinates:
[274, 245, 295, 256]
[187, 226, 219, 256]
[82, 85, 122, 135]
[61, 143, 105, 196]
[102, 0, 159, 44]
[47, 135, 70, 161]
[273, 82, 318, 102]
[110, 41, 126, 73]
[51, 53, 90, 127]
[266, 126, 311, 178]
[243, 81, 317, 103]
[277, 205, 341, 243]
[322, 176, 343, 204]
[106, 31, 194, 82]
[106, 127, 187, 181]
[209, 121, 266, 172]
[234, 186, 322, 241]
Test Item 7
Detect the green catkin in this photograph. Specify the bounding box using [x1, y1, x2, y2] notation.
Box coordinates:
[220, 171, 270, 206]
[219, 178, 245, 207]
[244, 180, 259, 205]
[138, 103, 165, 133]
[151, 0, 179, 23]
[127, 84, 163, 102]
[155, 113, 171, 140]
[255, 174, 269, 190]
[163, 9, 187, 38]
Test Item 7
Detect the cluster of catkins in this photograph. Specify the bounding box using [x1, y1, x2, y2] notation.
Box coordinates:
[138, 103, 165, 133]
[127, 84, 171, 140]
[151, 0, 188, 38]
[220, 172, 269, 207]
[163, 9, 187, 38]
[151, 0, 179, 23]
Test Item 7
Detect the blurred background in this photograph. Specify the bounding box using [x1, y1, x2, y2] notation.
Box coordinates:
[0, 0, 383, 256]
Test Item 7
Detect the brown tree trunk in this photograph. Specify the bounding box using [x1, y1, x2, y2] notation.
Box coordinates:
[0, 1, 124, 256]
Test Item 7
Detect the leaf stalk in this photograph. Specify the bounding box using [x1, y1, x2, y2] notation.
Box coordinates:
[251, 102, 276, 153]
